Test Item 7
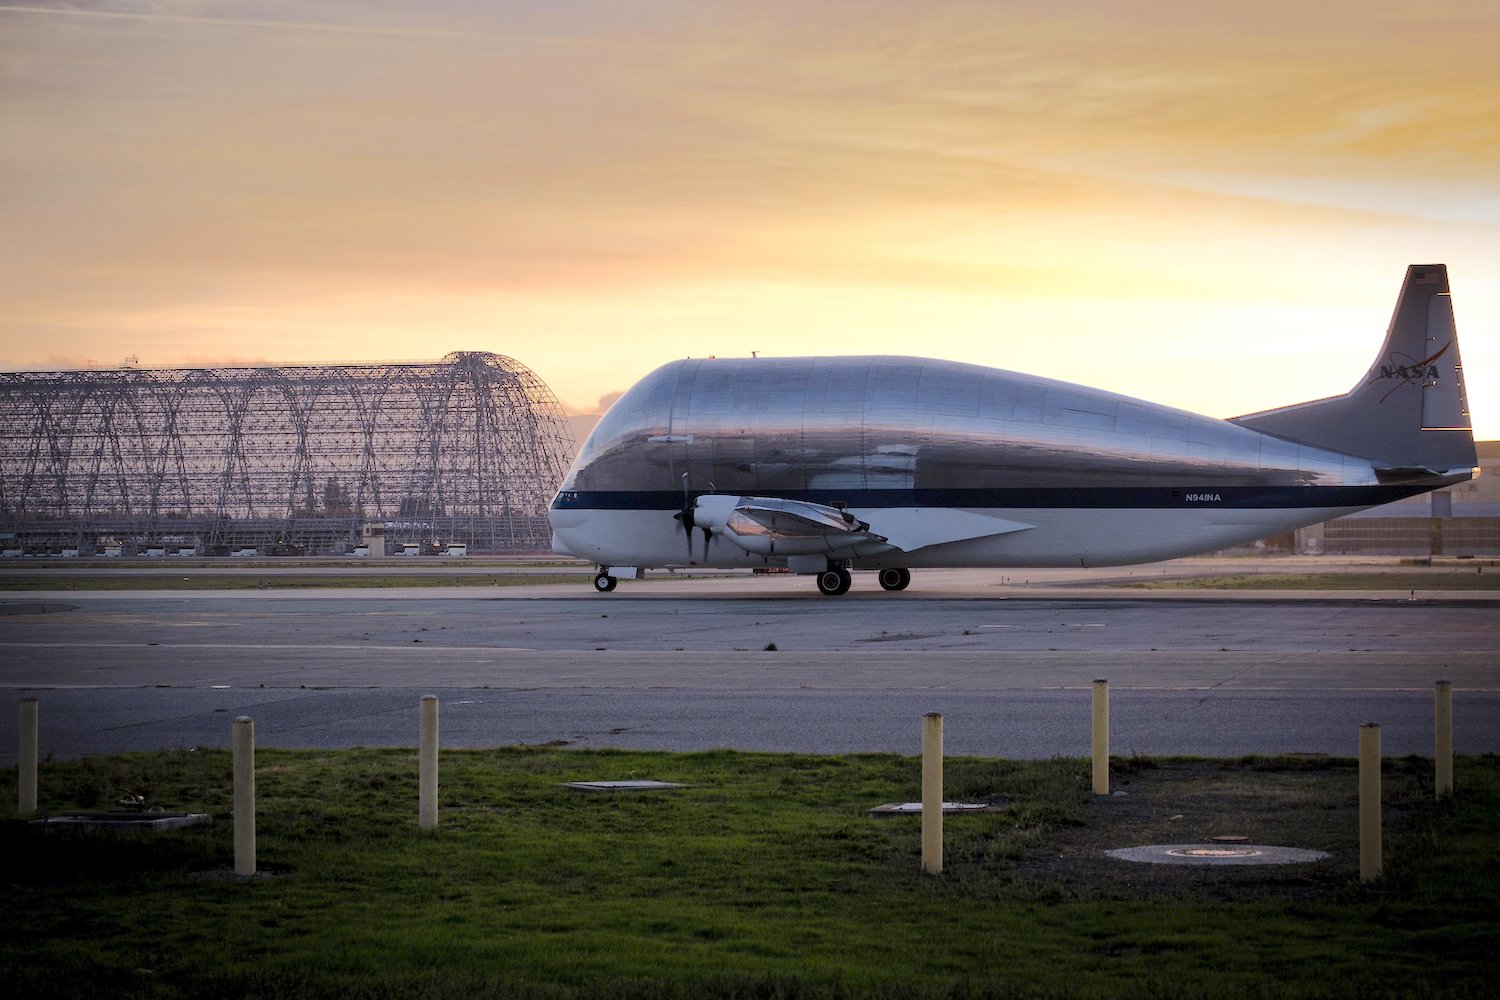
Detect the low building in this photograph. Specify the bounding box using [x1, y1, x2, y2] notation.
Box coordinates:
[1296, 440, 1500, 555]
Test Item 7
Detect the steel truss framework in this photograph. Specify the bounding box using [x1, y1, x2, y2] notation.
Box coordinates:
[0, 353, 575, 554]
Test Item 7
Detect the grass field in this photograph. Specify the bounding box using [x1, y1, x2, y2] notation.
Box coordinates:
[3, 748, 1497, 998]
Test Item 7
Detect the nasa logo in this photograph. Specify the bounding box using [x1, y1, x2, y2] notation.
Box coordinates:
[1368, 341, 1449, 386]
[1379, 363, 1440, 380]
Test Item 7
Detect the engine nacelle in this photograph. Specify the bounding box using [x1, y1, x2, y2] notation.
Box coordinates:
[690, 494, 885, 558]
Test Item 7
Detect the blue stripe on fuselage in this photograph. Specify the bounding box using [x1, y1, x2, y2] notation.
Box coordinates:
[551, 485, 1432, 511]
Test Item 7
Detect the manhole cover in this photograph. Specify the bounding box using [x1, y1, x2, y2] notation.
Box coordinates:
[1106, 843, 1330, 866]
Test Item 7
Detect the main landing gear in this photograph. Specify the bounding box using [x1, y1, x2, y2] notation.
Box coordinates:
[815, 567, 852, 596]
[878, 567, 912, 592]
[590, 564, 910, 596]
[815, 566, 911, 596]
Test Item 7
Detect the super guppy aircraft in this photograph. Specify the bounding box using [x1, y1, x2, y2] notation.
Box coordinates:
[550, 265, 1477, 595]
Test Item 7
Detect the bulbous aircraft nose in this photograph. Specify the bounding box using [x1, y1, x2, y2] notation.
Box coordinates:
[547, 506, 589, 558]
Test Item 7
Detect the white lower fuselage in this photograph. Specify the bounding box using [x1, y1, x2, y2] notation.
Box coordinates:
[549, 502, 1370, 570]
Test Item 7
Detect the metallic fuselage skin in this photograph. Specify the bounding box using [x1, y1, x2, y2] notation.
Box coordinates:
[550, 356, 1456, 569]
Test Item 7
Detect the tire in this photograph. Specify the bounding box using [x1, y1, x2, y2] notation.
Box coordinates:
[833, 568, 853, 595]
[593, 572, 618, 593]
[878, 567, 911, 592]
[815, 569, 847, 596]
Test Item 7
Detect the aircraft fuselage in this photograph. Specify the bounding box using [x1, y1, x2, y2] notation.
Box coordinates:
[550, 266, 1475, 593]
[551, 357, 1456, 569]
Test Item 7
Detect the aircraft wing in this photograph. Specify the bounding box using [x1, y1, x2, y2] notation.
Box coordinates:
[693, 495, 1031, 557]
[863, 508, 1034, 552]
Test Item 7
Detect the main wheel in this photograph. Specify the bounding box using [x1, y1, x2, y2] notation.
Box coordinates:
[593, 572, 618, 593]
[878, 567, 911, 592]
[815, 569, 849, 596]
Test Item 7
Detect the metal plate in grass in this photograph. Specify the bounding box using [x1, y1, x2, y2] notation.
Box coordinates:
[1106, 843, 1330, 866]
[867, 802, 1002, 815]
[32, 811, 213, 832]
[564, 780, 690, 792]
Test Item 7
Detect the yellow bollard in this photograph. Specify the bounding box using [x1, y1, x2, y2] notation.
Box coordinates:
[19, 699, 38, 819]
[233, 717, 256, 877]
[1435, 681, 1453, 799]
[921, 713, 943, 875]
[420, 695, 439, 830]
[1091, 679, 1109, 795]
[1359, 723, 1381, 883]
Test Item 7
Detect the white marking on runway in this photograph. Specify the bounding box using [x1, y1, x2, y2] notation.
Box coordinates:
[0, 642, 533, 653]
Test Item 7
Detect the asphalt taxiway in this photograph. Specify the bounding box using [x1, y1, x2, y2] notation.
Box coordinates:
[2, 566, 1496, 762]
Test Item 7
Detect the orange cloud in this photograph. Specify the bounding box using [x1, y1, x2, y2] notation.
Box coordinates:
[0, 1, 1496, 435]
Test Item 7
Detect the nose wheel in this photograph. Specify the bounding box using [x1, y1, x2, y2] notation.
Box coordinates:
[592, 572, 618, 592]
[815, 567, 853, 596]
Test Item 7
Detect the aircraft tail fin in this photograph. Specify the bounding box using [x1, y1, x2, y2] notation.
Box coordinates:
[1230, 264, 1476, 474]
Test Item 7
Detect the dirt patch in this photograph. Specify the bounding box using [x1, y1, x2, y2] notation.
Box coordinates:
[1016, 756, 1433, 900]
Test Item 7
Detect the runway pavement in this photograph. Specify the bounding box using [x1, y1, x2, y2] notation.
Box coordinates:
[2, 566, 1496, 762]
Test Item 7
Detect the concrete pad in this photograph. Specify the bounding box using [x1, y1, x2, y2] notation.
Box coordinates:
[1106, 843, 1330, 865]
[867, 802, 1002, 815]
[34, 811, 212, 832]
[564, 780, 689, 792]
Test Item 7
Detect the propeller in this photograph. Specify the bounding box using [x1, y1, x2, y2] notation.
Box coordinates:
[673, 474, 695, 560]
[672, 473, 715, 562]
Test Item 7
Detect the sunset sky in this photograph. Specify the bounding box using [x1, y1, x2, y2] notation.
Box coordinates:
[3, 0, 1498, 440]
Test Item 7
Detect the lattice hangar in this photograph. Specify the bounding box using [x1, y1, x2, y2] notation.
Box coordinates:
[0, 353, 575, 556]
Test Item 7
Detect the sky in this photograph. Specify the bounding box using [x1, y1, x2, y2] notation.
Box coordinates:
[3, 0, 1498, 442]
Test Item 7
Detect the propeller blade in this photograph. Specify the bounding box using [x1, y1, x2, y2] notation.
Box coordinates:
[678, 473, 696, 559]
[674, 508, 695, 558]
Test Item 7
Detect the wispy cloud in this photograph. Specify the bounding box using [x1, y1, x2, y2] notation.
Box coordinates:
[0, 2, 664, 47]
[1, 1, 1497, 431]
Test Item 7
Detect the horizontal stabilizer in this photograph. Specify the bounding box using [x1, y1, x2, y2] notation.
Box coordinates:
[866, 508, 1034, 552]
